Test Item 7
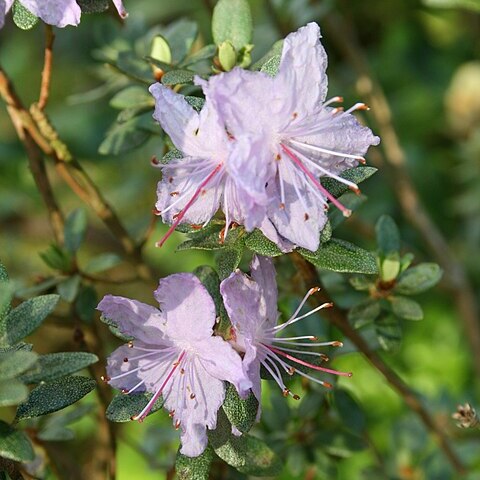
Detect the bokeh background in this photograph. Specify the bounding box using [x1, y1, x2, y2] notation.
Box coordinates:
[1, 0, 480, 478]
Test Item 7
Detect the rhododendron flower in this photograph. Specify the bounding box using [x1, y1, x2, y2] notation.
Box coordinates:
[203, 22, 380, 251]
[220, 255, 351, 407]
[149, 83, 291, 250]
[0, 0, 127, 29]
[98, 273, 251, 457]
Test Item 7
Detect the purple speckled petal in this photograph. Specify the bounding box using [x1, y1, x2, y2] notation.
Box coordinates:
[154, 273, 217, 341]
[21, 0, 81, 27]
[97, 295, 166, 343]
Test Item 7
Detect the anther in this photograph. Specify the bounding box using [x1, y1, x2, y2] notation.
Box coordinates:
[288, 367, 296, 376]
[123, 357, 129, 363]
[308, 286, 321, 295]
[349, 185, 361, 195]
[282, 388, 290, 398]
[170, 191, 179, 197]
[173, 361, 180, 367]
[320, 354, 329, 362]
[175, 420, 181, 430]
[168, 177, 174, 183]
[128, 341, 134, 348]
[151, 156, 159, 166]
[280, 202, 285, 210]
[180, 368, 185, 375]
[323, 382, 333, 389]
[152, 207, 161, 216]
[121, 388, 129, 394]
[172, 213, 180, 220]
[190, 393, 196, 399]
[100, 375, 110, 383]
[275, 154, 281, 161]
[169, 410, 175, 418]
[342, 209, 352, 218]
[309, 336, 319, 341]
[332, 341, 343, 347]
[293, 394, 301, 400]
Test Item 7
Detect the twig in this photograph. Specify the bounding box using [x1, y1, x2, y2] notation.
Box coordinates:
[38, 25, 55, 111]
[323, 10, 480, 378]
[290, 253, 466, 475]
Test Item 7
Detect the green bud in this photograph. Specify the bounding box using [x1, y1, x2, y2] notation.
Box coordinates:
[380, 252, 401, 282]
[238, 44, 254, 68]
[218, 41, 237, 72]
[151, 35, 172, 64]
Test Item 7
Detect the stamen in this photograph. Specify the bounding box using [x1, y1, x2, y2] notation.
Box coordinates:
[323, 96, 344, 107]
[281, 144, 352, 217]
[132, 350, 186, 422]
[273, 302, 334, 333]
[156, 164, 223, 247]
[288, 139, 366, 164]
[265, 344, 352, 377]
[345, 102, 369, 114]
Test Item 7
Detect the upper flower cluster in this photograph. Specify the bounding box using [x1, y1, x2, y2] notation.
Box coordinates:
[99, 256, 348, 457]
[150, 22, 379, 252]
[0, 0, 127, 30]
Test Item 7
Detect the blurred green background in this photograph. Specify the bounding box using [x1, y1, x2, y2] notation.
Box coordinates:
[1, 0, 480, 478]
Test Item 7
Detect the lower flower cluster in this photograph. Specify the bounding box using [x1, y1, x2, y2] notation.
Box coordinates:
[98, 255, 349, 457]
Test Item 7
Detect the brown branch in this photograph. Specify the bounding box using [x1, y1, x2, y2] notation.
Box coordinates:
[291, 253, 466, 475]
[38, 25, 55, 111]
[323, 10, 480, 379]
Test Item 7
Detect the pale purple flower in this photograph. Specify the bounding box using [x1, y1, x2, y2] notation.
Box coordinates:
[149, 84, 290, 249]
[0, 0, 127, 29]
[203, 22, 380, 251]
[98, 273, 251, 457]
[220, 255, 351, 407]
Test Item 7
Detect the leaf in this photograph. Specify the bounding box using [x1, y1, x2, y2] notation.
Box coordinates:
[84, 253, 122, 273]
[375, 314, 402, 353]
[334, 390, 366, 434]
[395, 263, 443, 295]
[175, 446, 214, 480]
[0, 262, 8, 282]
[116, 51, 153, 83]
[216, 248, 243, 280]
[423, 0, 480, 12]
[16, 376, 96, 420]
[0, 380, 29, 407]
[0, 421, 34, 462]
[328, 193, 367, 229]
[110, 86, 154, 110]
[12, 1, 38, 30]
[389, 296, 424, 321]
[78, 0, 109, 13]
[106, 393, 164, 422]
[57, 275, 81, 302]
[245, 229, 283, 257]
[180, 44, 217, 68]
[150, 35, 172, 65]
[0, 294, 59, 346]
[39, 244, 72, 271]
[375, 215, 400, 255]
[349, 275, 373, 291]
[163, 19, 198, 64]
[0, 282, 14, 321]
[321, 167, 378, 198]
[75, 285, 98, 323]
[348, 299, 381, 328]
[184, 96, 205, 112]
[37, 427, 75, 442]
[0, 351, 38, 380]
[161, 69, 195, 86]
[19, 352, 98, 384]
[177, 224, 225, 251]
[298, 239, 378, 274]
[64, 209, 88, 254]
[379, 252, 401, 282]
[222, 384, 258, 434]
[214, 434, 283, 476]
[99, 116, 150, 155]
[212, 0, 253, 50]
[260, 55, 281, 77]
[252, 39, 283, 71]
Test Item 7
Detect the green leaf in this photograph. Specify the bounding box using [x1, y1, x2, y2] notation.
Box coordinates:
[0, 421, 34, 462]
[349, 275, 373, 291]
[38, 426, 75, 442]
[321, 167, 378, 198]
[375, 314, 402, 353]
[214, 434, 283, 476]
[12, 1, 38, 30]
[115, 51, 153, 83]
[222, 384, 258, 434]
[389, 296, 424, 321]
[0, 380, 29, 407]
[57, 275, 81, 302]
[375, 215, 400, 255]
[106, 393, 164, 422]
[40, 244, 72, 271]
[395, 263, 443, 295]
[161, 69, 195, 86]
[16, 376, 96, 420]
[216, 248, 243, 280]
[0, 262, 8, 282]
[328, 193, 366, 229]
[252, 40, 284, 71]
[64, 209, 88, 254]
[163, 19, 198, 64]
[245, 229, 283, 257]
[75, 285, 98, 323]
[78, 0, 109, 13]
[260, 55, 281, 77]
[175, 446, 214, 480]
[212, 0, 253, 50]
[298, 239, 378, 274]
[423, 0, 480, 12]
[99, 116, 150, 155]
[150, 35, 172, 65]
[19, 352, 98, 384]
[0, 294, 59, 346]
[348, 299, 381, 328]
[180, 44, 217, 68]
[334, 390, 366, 434]
[0, 351, 38, 380]
[0, 282, 14, 321]
[110, 86, 154, 110]
[84, 253, 122, 274]
[177, 224, 225, 251]
[184, 96, 205, 112]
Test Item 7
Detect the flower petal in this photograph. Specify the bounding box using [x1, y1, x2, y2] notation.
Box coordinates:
[97, 295, 166, 343]
[257, 216, 295, 253]
[20, 0, 81, 27]
[150, 83, 201, 156]
[156, 156, 223, 226]
[195, 336, 251, 398]
[0, 0, 6, 29]
[111, 0, 127, 18]
[154, 273, 216, 341]
[276, 22, 328, 116]
[250, 255, 278, 328]
[266, 170, 327, 252]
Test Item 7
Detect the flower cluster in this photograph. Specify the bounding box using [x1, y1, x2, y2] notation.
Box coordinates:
[0, 0, 127, 30]
[150, 22, 379, 252]
[98, 256, 348, 456]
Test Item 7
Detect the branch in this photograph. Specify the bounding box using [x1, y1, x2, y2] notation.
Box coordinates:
[290, 253, 465, 475]
[323, 10, 480, 378]
[38, 25, 55, 111]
